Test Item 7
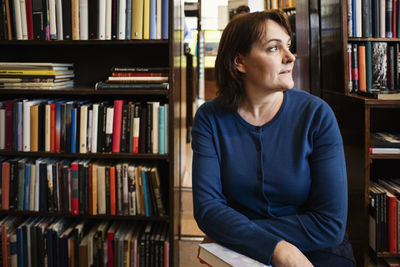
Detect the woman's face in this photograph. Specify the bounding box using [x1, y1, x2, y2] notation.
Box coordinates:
[235, 19, 295, 93]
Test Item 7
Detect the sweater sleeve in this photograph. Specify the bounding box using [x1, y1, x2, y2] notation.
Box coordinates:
[192, 105, 282, 265]
[191, 101, 348, 265]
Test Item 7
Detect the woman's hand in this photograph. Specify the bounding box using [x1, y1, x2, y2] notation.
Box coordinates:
[271, 240, 314, 267]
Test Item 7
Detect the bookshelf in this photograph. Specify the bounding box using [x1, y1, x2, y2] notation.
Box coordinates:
[0, 0, 185, 266]
[316, 0, 400, 266]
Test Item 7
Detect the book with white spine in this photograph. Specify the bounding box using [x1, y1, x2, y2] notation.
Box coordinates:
[98, 0, 106, 39]
[79, 0, 88, 39]
[19, 0, 28, 39]
[48, 0, 57, 39]
[118, 0, 126, 39]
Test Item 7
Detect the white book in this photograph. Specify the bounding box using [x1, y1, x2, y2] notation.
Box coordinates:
[56, 0, 63, 40]
[380, 0, 386, 38]
[91, 103, 99, 153]
[98, 0, 106, 39]
[105, 0, 112, 39]
[97, 165, 106, 214]
[150, 101, 159, 154]
[87, 109, 92, 152]
[164, 103, 168, 153]
[156, 0, 161, 39]
[19, 0, 28, 39]
[79, 0, 89, 39]
[118, 0, 126, 39]
[13, 0, 23, 39]
[370, 147, 400, 154]
[80, 105, 88, 153]
[198, 243, 270, 267]
[0, 108, 5, 149]
[49, 0, 57, 39]
[34, 158, 45, 211]
[355, 0, 361, 37]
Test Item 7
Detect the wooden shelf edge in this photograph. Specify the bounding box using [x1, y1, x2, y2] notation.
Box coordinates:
[0, 40, 169, 45]
[348, 37, 400, 42]
[0, 88, 169, 95]
[322, 90, 400, 106]
[0, 210, 169, 221]
[369, 154, 400, 159]
[0, 150, 169, 160]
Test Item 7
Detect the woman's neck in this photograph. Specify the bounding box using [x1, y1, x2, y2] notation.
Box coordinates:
[237, 91, 284, 126]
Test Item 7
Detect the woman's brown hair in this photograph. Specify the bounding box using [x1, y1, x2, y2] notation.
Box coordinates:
[215, 10, 292, 112]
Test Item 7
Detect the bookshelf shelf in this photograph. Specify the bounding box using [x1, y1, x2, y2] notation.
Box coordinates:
[0, 210, 169, 221]
[0, 150, 169, 160]
[369, 154, 400, 160]
[0, 40, 169, 45]
[0, 88, 170, 96]
[348, 37, 400, 42]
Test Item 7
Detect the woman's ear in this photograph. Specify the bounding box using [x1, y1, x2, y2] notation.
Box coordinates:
[234, 55, 246, 73]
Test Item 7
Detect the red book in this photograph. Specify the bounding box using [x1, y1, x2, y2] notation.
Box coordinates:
[112, 100, 124, 153]
[386, 191, 398, 253]
[71, 162, 79, 215]
[107, 222, 120, 267]
[394, 0, 397, 38]
[110, 166, 116, 215]
[25, 0, 33, 39]
[1, 161, 10, 210]
[111, 72, 169, 77]
[88, 164, 93, 215]
[5, 100, 15, 151]
[50, 103, 56, 152]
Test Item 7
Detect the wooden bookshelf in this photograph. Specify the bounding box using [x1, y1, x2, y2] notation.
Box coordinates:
[0, 0, 186, 266]
[316, 1, 400, 266]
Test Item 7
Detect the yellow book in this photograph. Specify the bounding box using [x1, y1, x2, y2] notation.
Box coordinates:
[131, 0, 144, 39]
[0, 69, 73, 75]
[143, 0, 150, 39]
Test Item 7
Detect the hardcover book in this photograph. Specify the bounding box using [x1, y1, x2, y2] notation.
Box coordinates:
[198, 240, 270, 267]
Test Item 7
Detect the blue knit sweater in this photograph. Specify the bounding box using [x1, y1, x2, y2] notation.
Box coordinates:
[191, 89, 348, 265]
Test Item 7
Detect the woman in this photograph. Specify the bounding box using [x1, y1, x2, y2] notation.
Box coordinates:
[191, 10, 355, 267]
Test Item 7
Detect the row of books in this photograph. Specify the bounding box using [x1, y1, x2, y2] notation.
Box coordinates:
[0, 62, 75, 89]
[0, 99, 169, 154]
[0, 0, 169, 40]
[370, 132, 400, 154]
[347, 0, 400, 38]
[96, 66, 169, 90]
[0, 157, 167, 217]
[347, 42, 400, 99]
[369, 179, 400, 254]
[0, 216, 169, 267]
[265, 0, 295, 9]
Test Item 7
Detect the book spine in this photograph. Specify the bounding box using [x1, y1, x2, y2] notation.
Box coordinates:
[162, 0, 169, 39]
[55, 0, 63, 39]
[158, 105, 165, 154]
[366, 41, 372, 92]
[380, 0, 386, 37]
[112, 100, 123, 152]
[117, 0, 125, 39]
[79, 0, 88, 39]
[387, 0, 393, 37]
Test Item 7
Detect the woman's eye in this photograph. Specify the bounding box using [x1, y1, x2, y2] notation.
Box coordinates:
[268, 46, 278, 52]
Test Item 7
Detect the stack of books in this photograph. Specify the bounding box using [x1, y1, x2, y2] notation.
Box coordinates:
[95, 67, 169, 90]
[369, 132, 400, 154]
[0, 62, 74, 90]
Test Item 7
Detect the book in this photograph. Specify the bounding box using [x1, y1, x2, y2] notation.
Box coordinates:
[371, 132, 400, 148]
[369, 147, 400, 154]
[108, 76, 168, 82]
[198, 240, 270, 267]
[95, 81, 169, 90]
